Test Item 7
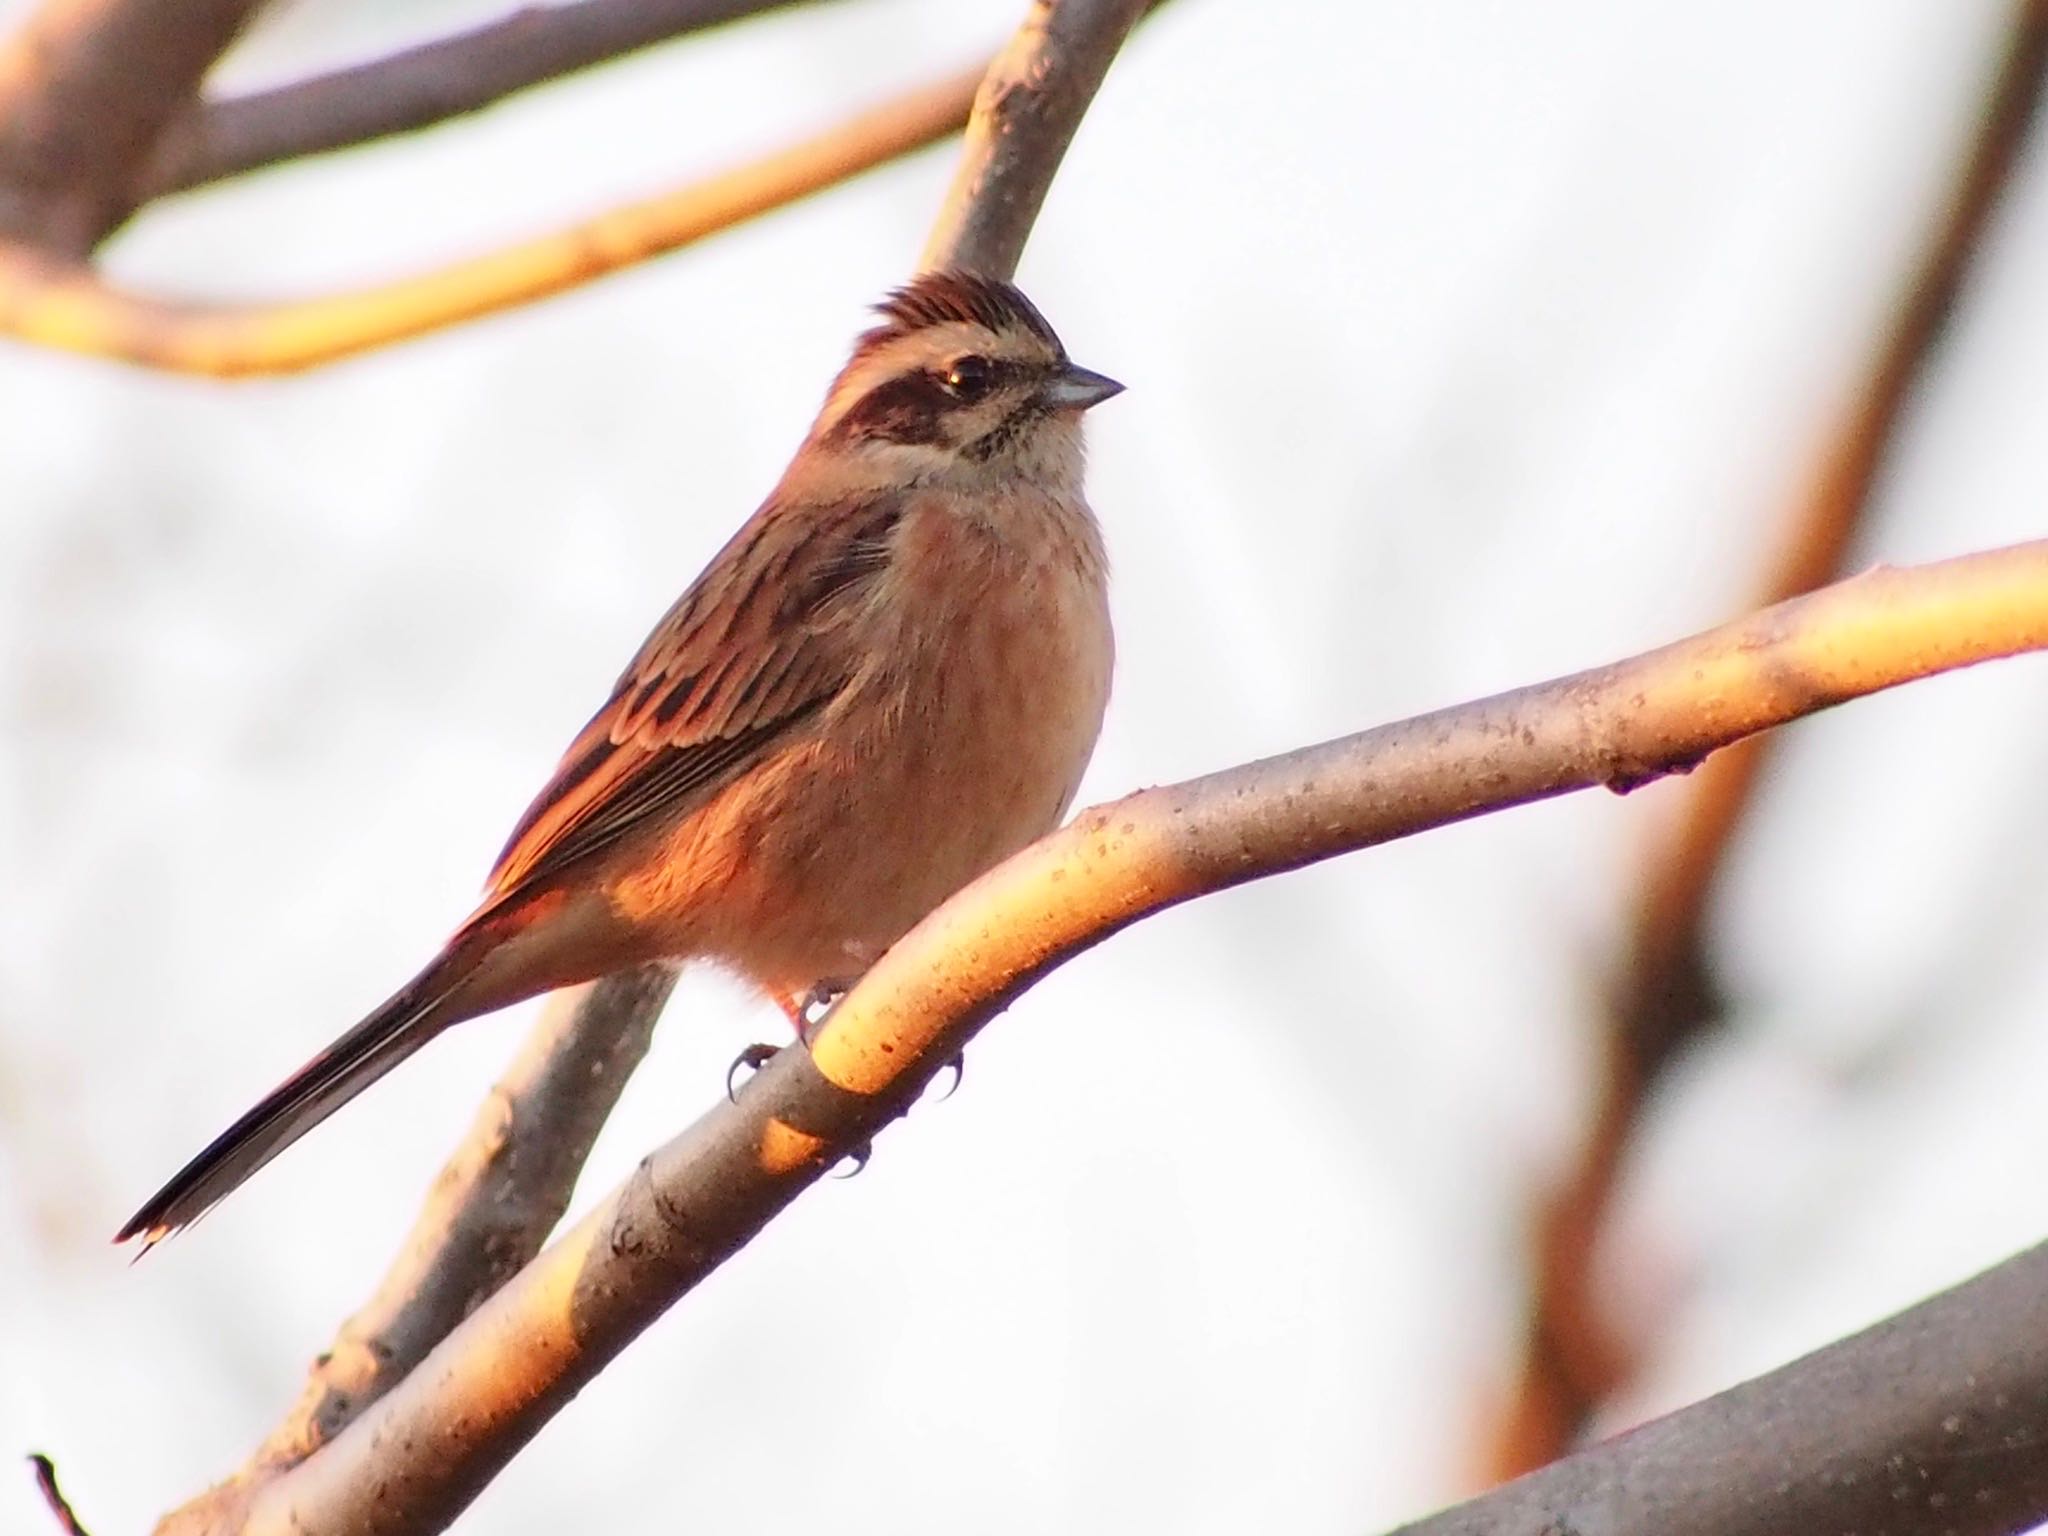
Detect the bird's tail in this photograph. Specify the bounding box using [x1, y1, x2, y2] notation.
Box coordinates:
[116, 953, 477, 1251]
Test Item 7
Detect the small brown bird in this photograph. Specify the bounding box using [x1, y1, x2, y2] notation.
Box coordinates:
[120, 270, 1120, 1247]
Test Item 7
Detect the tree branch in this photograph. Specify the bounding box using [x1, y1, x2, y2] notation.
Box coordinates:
[1487, 0, 2048, 1476]
[1397, 1233, 2048, 1536]
[0, 0, 266, 253]
[920, 0, 1154, 274]
[0, 61, 984, 376]
[141, 0, 824, 199]
[212, 539, 2048, 1534]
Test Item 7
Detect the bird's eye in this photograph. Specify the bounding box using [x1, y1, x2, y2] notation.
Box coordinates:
[941, 354, 996, 401]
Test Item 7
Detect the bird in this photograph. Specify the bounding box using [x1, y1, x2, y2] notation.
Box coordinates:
[118, 270, 1122, 1249]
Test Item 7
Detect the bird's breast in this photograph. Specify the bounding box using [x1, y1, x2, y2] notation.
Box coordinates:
[708, 490, 1112, 994]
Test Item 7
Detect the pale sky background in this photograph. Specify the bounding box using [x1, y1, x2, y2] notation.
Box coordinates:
[5, 1, 2048, 1532]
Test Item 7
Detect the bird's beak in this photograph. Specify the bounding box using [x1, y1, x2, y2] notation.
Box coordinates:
[1041, 363, 1125, 411]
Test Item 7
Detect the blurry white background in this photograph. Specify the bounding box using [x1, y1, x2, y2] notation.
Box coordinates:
[4, 0, 2048, 1531]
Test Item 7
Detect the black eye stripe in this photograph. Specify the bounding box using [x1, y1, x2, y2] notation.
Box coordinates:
[828, 357, 1055, 445]
[825, 371, 952, 445]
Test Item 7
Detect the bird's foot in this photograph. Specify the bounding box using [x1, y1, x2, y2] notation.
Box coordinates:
[725, 1041, 781, 1102]
[796, 977, 855, 1043]
[833, 1141, 873, 1179]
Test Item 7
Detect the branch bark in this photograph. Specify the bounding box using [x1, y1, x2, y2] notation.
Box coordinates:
[0, 0, 265, 253]
[1397, 1233, 2048, 1536]
[919, 0, 1154, 275]
[0, 61, 985, 375]
[141, 0, 824, 198]
[216, 538, 2048, 1534]
[1487, 0, 2048, 1475]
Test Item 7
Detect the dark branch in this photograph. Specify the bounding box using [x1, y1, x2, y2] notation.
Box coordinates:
[141, 0, 825, 198]
[0, 0, 266, 253]
[1401, 1236, 2048, 1536]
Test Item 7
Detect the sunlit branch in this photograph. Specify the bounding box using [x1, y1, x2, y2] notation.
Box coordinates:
[242, 539, 2048, 1535]
[0, 61, 983, 376]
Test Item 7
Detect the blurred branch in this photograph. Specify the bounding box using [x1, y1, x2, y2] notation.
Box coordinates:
[920, 0, 1154, 273]
[1396, 1234, 2048, 1536]
[0, 0, 265, 254]
[215, 538, 2048, 1535]
[0, 62, 984, 376]
[28, 1455, 93, 1536]
[141, 0, 825, 198]
[1487, 0, 2048, 1476]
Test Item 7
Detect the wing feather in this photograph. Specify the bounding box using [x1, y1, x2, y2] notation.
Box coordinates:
[481, 492, 905, 903]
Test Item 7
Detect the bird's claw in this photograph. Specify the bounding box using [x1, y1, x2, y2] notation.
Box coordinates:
[932, 1053, 965, 1101]
[797, 979, 852, 1042]
[832, 1141, 873, 1179]
[726, 1041, 781, 1101]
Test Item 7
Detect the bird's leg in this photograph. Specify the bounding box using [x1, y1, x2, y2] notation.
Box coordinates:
[796, 976, 855, 1041]
[724, 1042, 781, 1102]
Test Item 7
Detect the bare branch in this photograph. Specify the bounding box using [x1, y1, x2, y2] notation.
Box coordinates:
[142, 0, 824, 198]
[0, 62, 983, 375]
[920, 0, 1154, 274]
[1396, 1234, 2048, 1536]
[225, 540, 2048, 1534]
[1488, 0, 2048, 1475]
[0, 0, 265, 253]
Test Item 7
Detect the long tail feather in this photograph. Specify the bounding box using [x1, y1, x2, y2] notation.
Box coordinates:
[117, 961, 466, 1249]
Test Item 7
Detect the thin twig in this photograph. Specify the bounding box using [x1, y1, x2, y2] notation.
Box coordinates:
[141, 0, 825, 198]
[0, 62, 983, 375]
[0, 0, 265, 253]
[218, 538, 2048, 1535]
[29, 1455, 93, 1536]
[1486, 0, 2048, 1476]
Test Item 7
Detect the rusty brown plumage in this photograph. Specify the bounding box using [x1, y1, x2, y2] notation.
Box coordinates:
[118, 270, 1122, 1247]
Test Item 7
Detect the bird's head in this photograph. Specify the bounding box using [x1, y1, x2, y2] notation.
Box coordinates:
[809, 270, 1122, 493]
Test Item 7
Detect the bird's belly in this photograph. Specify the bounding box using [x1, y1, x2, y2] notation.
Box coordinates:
[695, 560, 1110, 999]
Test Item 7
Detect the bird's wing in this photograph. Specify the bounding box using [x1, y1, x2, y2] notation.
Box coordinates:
[480, 491, 905, 905]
